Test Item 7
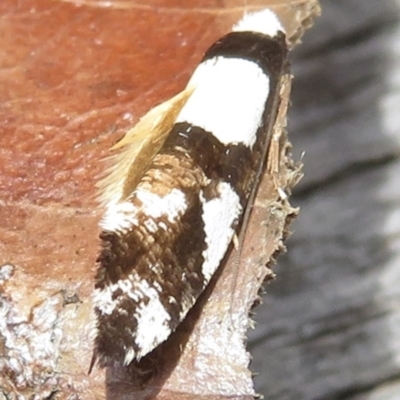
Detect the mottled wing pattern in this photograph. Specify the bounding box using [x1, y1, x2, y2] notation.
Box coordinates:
[93, 9, 288, 367]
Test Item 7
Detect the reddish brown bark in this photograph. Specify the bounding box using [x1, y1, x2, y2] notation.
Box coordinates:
[0, 1, 318, 398]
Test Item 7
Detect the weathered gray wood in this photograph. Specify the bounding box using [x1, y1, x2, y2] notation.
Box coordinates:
[249, 0, 400, 399]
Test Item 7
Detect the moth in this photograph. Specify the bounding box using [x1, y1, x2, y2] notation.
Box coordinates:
[92, 8, 288, 367]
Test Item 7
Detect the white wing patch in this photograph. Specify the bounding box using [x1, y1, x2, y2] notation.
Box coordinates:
[100, 188, 187, 233]
[133, 280, 172, 361]
[200, 182, 242, 281]
[176, 58, 270, 148]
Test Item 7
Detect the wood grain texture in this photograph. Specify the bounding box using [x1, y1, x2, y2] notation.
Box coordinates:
[249, 0, 400, 399]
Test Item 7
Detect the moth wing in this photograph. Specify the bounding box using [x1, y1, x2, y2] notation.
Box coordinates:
[97, 85, 195, 206]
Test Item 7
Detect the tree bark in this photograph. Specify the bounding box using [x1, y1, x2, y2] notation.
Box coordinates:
[249, 1, 400, 399]
[0, 0, 318, 399]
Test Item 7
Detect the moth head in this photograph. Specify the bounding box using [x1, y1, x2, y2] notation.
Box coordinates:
[233, 9, 285, 37]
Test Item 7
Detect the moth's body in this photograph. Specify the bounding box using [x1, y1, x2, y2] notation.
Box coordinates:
[93, 9, 288, 367]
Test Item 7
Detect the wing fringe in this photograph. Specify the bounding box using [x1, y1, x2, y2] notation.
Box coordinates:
[97, 85, 195, 206]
